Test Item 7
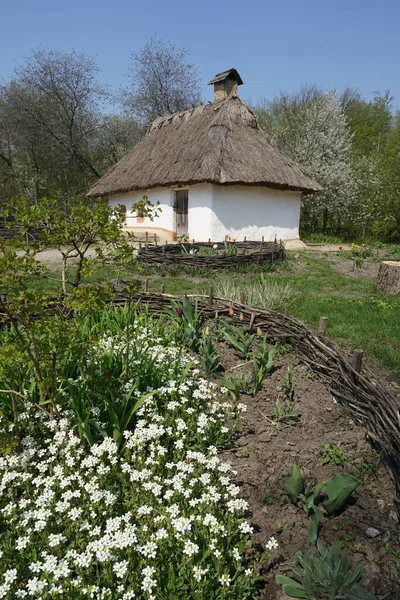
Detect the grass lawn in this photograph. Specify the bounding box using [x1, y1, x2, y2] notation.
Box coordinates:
[32, 249, 400, 381]
[141, 252, 400, 381]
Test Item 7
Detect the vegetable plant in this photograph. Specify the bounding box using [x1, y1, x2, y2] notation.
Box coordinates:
[276, 538, 378, 599]
[282, 465, 360, 543]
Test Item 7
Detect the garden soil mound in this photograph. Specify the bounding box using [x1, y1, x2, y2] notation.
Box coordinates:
[215, 343, 400, 599]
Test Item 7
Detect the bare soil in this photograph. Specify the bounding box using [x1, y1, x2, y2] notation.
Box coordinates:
[212, 341, 400, 599]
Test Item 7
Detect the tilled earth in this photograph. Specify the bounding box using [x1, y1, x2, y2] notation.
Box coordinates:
[214, 341, 400, 599]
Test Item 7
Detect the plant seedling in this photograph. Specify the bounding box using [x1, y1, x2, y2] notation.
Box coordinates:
[276, 538, 378, 599]
[282, 366, 295, 401]
[282, 465, 360, 543]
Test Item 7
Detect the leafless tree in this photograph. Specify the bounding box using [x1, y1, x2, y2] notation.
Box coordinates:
[123, 37, 203, 123]
[0, 49, 107, 201]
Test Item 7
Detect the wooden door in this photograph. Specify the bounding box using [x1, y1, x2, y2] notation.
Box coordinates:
[174, 190, 188, 236]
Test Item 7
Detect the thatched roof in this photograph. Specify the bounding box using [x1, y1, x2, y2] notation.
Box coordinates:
[88, 97, 321, 197]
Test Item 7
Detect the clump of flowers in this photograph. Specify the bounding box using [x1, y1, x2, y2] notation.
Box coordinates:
[0, 315, 275, 599]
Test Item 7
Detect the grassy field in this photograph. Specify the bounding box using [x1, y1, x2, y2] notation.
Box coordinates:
[34, 248, 400, 381]
[142, 252, 400, 381]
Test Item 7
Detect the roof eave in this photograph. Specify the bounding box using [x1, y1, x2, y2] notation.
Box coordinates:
[87, 179, 322, 198]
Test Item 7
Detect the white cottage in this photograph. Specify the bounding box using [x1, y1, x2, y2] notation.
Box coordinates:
[88, 69, 321, 242]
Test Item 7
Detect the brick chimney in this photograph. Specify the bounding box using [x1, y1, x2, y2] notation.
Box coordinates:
[208, 68, 243, 102]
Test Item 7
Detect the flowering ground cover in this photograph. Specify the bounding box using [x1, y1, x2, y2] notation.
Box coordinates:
[0, 311, 277, 599]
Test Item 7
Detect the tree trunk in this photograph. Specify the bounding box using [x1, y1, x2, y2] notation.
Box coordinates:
[376, 261, 400, 294]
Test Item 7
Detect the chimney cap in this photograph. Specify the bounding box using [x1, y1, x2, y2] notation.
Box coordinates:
[208, 68, 243, 86]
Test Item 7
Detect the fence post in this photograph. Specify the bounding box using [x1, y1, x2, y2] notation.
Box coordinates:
[160, 283, 165, 294]
[145, 231, 148, 248]
[352, 349, 364, 373]
[209, 286, 213, 305]
[284, 303, 289, 316]
[240, 292, 246, 305]
[319, 317, 328, 337]
[249, 313, 255, 329]
[144, 279, 148, 292]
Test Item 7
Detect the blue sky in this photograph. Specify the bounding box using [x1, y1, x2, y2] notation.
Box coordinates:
[1, 0, 399, 111]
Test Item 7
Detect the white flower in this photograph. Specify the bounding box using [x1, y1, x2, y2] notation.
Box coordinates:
[113, 560, 129, 578]
[183, 540, 199, 556]
[193, 566, 209, 582]
[266, 536, 279, 551]
[219, 574, 231, 586]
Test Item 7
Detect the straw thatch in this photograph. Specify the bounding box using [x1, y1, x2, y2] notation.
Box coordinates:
[88, 97, 321, 198]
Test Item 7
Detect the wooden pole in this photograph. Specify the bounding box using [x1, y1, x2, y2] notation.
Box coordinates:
[352, 349, 364, 373]
[249, 313, 256, 329]
[240, 292, 246, 305]
[144, 279, 148, 292]
[284, 303, 289, 316]
[138, 241, 142, 251]
[145, 231, 148, 248]
[160, 283, 165, 294]
[319, 317, 328, 337]
[209, 286, 213, 305]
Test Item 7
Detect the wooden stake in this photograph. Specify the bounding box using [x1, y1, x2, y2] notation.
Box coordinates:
[240, 292, 246, 305]
[160, 283, 165, 294]
[352, 349, 364, 373]
[249, 313, 255, 329]
[145, 231, 148, 248]
[138, 241, 142, 250]
[319, 317, 328, 337]
[209, 286, 213, 305]
[244, 236, 246, 242]
[144, 279, 148, 292]
[262, 235, 264, 242]
[284, 303, 289, 316]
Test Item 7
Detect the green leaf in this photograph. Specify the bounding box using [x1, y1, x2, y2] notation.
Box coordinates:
[308, 508, 322, 544]
[283, 464, 305, 503]
[339, 588, 378, 600]
[322, 473, 359, 515]
[281, 584, 308, 598]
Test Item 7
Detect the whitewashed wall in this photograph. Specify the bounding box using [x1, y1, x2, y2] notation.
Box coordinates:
[108, 185, 214, 240]
[210, 185, 301, 241]
[108, 184, 301, 241]
[108, 188, 174, 235]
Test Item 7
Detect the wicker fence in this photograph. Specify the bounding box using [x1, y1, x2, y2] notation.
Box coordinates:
[137, 240, 285, 269]
[113, 290, 400, 498]
[0, 223, 43, 242]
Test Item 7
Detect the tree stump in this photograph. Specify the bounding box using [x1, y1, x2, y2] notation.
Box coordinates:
[376, 261, 400, 294]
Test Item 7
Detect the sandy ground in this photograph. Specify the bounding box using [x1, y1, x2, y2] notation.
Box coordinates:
[30, 242, 350, 269]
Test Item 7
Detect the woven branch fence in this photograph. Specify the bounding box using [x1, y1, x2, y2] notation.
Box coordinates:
[113, 290, 400, 498]
[137, 240, 285, 269]
[0, 223, 43, 242]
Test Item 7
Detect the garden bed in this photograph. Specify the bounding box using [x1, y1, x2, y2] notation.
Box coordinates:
[214, 342, 399, 598]
[137, 240, 285, 269]
[1, 291, 399, 599]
